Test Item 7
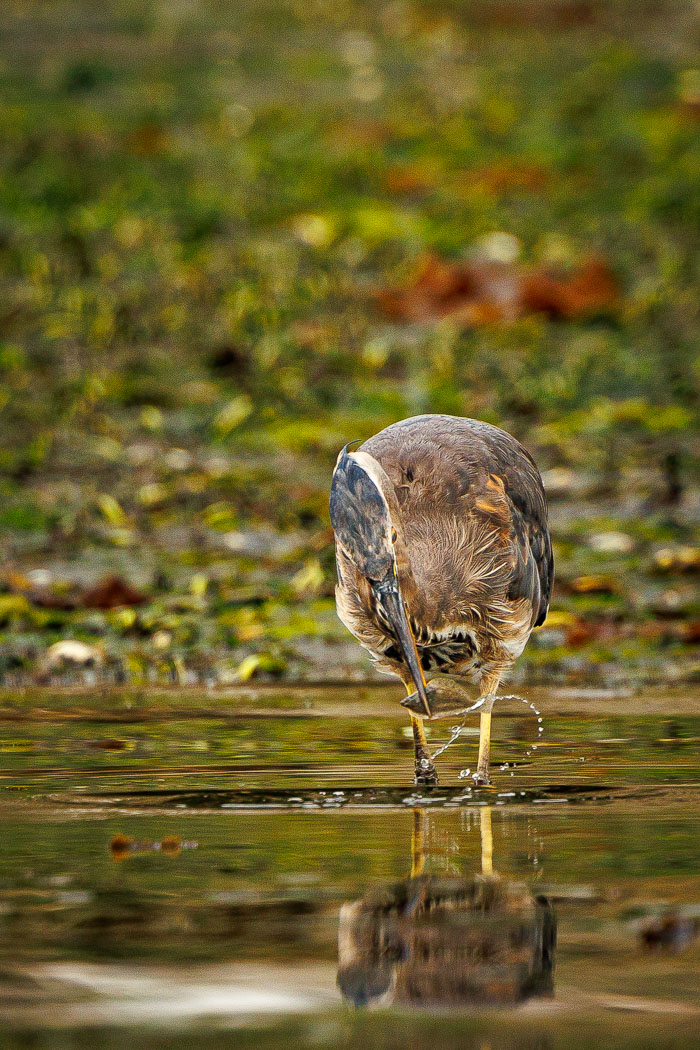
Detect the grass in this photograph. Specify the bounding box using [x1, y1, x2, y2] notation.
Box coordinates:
[0, 0, 697, 686]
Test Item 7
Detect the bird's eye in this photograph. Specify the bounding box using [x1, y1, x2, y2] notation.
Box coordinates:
[391, 528, 397, 544]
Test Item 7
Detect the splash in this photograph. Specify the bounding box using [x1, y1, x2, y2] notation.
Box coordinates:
[428, 693, 544, 778]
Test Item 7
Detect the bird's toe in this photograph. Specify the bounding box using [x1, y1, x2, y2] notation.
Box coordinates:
[414, 755, 439, 786]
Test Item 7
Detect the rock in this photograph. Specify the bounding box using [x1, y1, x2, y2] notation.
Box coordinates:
[42, 640, 103, 671]
[588, 531, 635, 554]
[541, 467, 577, 497]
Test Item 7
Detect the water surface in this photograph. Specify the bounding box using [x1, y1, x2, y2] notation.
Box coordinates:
[1, 686, 699, 1049]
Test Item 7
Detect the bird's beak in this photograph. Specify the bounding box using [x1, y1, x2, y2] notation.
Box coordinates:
[375, 578, 431, 717]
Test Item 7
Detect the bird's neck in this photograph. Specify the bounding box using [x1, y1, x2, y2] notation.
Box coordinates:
[392, 529, 420, 615]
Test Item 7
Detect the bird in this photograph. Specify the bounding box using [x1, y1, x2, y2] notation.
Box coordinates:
[329, 414, 553, 786]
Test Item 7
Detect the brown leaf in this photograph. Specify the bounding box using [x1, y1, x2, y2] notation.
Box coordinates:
[326, 119, 392, 150]
[376, 255, 519, 324]
[80, 575, 147, 609]
[478, 1, 598, 29]
[522, 258, 620, 319]
[376, 253, 619, 327]
[461, 161, 550, 195]
[682, 621, 700, 645]
[110, 834, 132, 861]
[640, 914, 698, 952]
[565, 620, 599, 647]
[125, 123, 168, 155]
[568, 574, 620, 595]
[652, 547, 700, 575]
[384, 164, 437, 195]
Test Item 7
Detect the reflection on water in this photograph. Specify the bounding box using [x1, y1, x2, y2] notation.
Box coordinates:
[0, 700, 699, 1049]
[338, 810, 556, 1008]
[339, 874, 556, 1008]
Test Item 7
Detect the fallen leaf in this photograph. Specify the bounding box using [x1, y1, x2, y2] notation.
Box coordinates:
[652, 546, 700, 574]
[522, 257, 620, 319]
[568, 574, 620, 595]
[681, 621, 700, 644]
[460, 161, 550, 195]
[97, 494, 130, 527]
[376, 253, 619, 327]
[213, 395, 253, 437]
[125, 123, 168, 155]
[110, 834, 132, 860]
[376, 255, 519, 324]
[326, 119, 391, 150]
[384, 163, 438, 194]
[80, 575, 147, 609]
[565, 621, 600, 647]
[236, 652, 286, 680]
[536, 609, 579, 629]
[640, 914, 698, 952]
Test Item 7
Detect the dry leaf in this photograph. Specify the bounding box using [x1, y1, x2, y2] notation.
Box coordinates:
[522, 258, 620, 319]
[376, 253, 620, 327]
[80, 575, 147, 609]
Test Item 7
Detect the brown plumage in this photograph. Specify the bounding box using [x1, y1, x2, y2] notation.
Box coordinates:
[330, 414, 553, 785]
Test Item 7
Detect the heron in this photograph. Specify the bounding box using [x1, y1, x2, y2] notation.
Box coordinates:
[329, 414, 553, 786]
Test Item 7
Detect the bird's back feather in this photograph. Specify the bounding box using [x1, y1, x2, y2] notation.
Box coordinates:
[354, 415, 553, 676]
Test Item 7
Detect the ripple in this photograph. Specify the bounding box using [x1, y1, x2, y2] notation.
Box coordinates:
[50, 783, 620, 811]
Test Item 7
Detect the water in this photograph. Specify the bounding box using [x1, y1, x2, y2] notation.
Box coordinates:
[1, 685, 699, 1049]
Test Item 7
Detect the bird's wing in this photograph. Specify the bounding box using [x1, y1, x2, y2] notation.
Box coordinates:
[470, 422, 553, 627]
[362, 415, 554, 629]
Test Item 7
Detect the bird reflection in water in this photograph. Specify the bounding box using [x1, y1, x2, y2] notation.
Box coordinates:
[338, 808, 556, 1008]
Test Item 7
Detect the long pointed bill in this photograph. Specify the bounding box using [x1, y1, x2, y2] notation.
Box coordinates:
[377, 581, 431, 717]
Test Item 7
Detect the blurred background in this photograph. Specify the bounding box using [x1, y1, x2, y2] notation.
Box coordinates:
[0, 0, 698, 689]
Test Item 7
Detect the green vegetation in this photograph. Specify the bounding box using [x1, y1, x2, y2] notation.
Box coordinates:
[0, 0, 697, 686]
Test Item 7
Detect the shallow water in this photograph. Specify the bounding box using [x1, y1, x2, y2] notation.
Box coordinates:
[1, 686, 699, 1049]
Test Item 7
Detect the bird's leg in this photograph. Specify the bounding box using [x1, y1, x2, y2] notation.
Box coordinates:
[410, 712, 438, 785]
[401, 670, 504, 784]
[479, 805, 495, 878]
[411, 808, 426, 878]
[474, 671, 502, 786]
[402, 675, 438, 785]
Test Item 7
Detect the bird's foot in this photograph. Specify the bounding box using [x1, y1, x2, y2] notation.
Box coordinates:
[414, 754, 439, 786]
[401, 675, 478, 720]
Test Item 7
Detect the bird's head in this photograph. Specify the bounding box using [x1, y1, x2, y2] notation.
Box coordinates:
[330, 444, 429, 715]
